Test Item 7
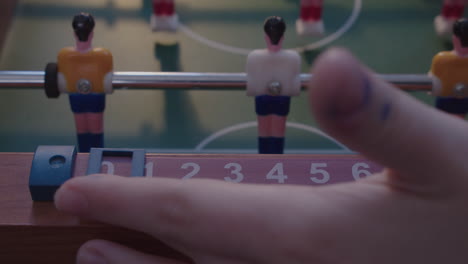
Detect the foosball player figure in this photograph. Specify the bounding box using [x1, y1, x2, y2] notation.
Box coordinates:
[435, 0, 466, 37]
[430, 18, 468, 118]
[296, 0, 324, 36]
[246, 16, 301, 154]
[45, 13, 113, 152]
[151, 0, 178, 32]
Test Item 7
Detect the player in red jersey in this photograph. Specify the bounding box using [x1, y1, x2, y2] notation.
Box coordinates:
[296, 0, 324, 36]
[151, 0, 178, 32]
[435, 0, 466, 37]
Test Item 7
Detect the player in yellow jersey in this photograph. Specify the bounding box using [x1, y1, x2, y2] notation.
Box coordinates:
[430, 18, 468, 118]
[57, 13, 113, 152]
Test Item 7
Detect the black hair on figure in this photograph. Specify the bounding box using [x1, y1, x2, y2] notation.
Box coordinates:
[264, 16, 286, 45]
[72, 13, 95, 42]
[454, 19, 468, 47]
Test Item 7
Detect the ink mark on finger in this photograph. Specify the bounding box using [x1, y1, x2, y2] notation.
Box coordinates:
[380, 102, 392, 121]
[361, 75, 372, 108]
[326, 74, 373, 119]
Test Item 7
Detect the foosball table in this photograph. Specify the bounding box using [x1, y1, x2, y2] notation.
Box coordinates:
[0, 0, 461, 263]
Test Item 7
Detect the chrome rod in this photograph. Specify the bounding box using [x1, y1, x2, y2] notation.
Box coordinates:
[0, 71, 433, 91]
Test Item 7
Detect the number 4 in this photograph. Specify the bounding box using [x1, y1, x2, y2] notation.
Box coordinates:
[266, 163, 288, 184]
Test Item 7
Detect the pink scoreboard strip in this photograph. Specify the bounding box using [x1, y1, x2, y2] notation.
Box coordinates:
[84, 154, 384, 186]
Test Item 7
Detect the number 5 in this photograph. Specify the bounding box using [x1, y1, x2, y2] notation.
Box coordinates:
[310, 163, 330, 184]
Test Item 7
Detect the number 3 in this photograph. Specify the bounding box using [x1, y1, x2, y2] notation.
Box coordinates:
[224, 163, 244, 183]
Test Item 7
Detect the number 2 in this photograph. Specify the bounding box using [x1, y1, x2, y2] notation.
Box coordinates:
[181, 163, 201, 179]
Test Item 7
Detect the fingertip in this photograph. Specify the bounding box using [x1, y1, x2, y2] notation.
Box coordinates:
[77, 240, 109, 264]
[307, 47, 468, 188]
[54, 179, 90, 215]
[309, 47, 371, 130]
[54, 174, 112, 214]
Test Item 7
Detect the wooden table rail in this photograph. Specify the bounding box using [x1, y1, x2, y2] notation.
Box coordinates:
[0, 151, 383, 263]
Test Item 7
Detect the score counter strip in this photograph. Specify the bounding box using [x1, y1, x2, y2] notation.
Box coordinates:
[140, 155, 382, 185]
[29, 146, 384, 201]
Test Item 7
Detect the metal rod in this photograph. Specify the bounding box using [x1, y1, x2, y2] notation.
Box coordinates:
[0, 71, 432, 91]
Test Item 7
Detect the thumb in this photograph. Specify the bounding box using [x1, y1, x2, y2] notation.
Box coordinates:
[308, 48, 468, 191]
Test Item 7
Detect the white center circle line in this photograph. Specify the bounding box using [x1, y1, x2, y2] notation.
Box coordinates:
[194, 121, 351, 152]
[179, 0, 363, 56]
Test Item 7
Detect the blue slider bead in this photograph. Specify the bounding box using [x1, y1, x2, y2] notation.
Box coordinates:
[86, 148, 146, 176]
[29, 146, 77, 201]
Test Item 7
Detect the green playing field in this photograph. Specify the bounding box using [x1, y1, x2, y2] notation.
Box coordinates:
[0, 0, 455, 153]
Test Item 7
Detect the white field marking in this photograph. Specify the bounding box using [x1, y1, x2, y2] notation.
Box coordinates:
[179, 24, 252, 55]
[178, 0, 362, 56]
[194, 121, 351, 152]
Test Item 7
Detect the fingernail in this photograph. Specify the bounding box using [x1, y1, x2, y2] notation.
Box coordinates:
[54, 187, 89, 215]
[77, 246, 108, 264]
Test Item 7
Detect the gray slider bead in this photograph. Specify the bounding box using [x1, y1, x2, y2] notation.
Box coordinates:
[454, 82, 467, 97]
[77, 78, 92, 94]
[268, 81, 282, 96]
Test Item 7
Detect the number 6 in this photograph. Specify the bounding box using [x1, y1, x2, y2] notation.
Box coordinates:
[352, 163, 372, 180]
